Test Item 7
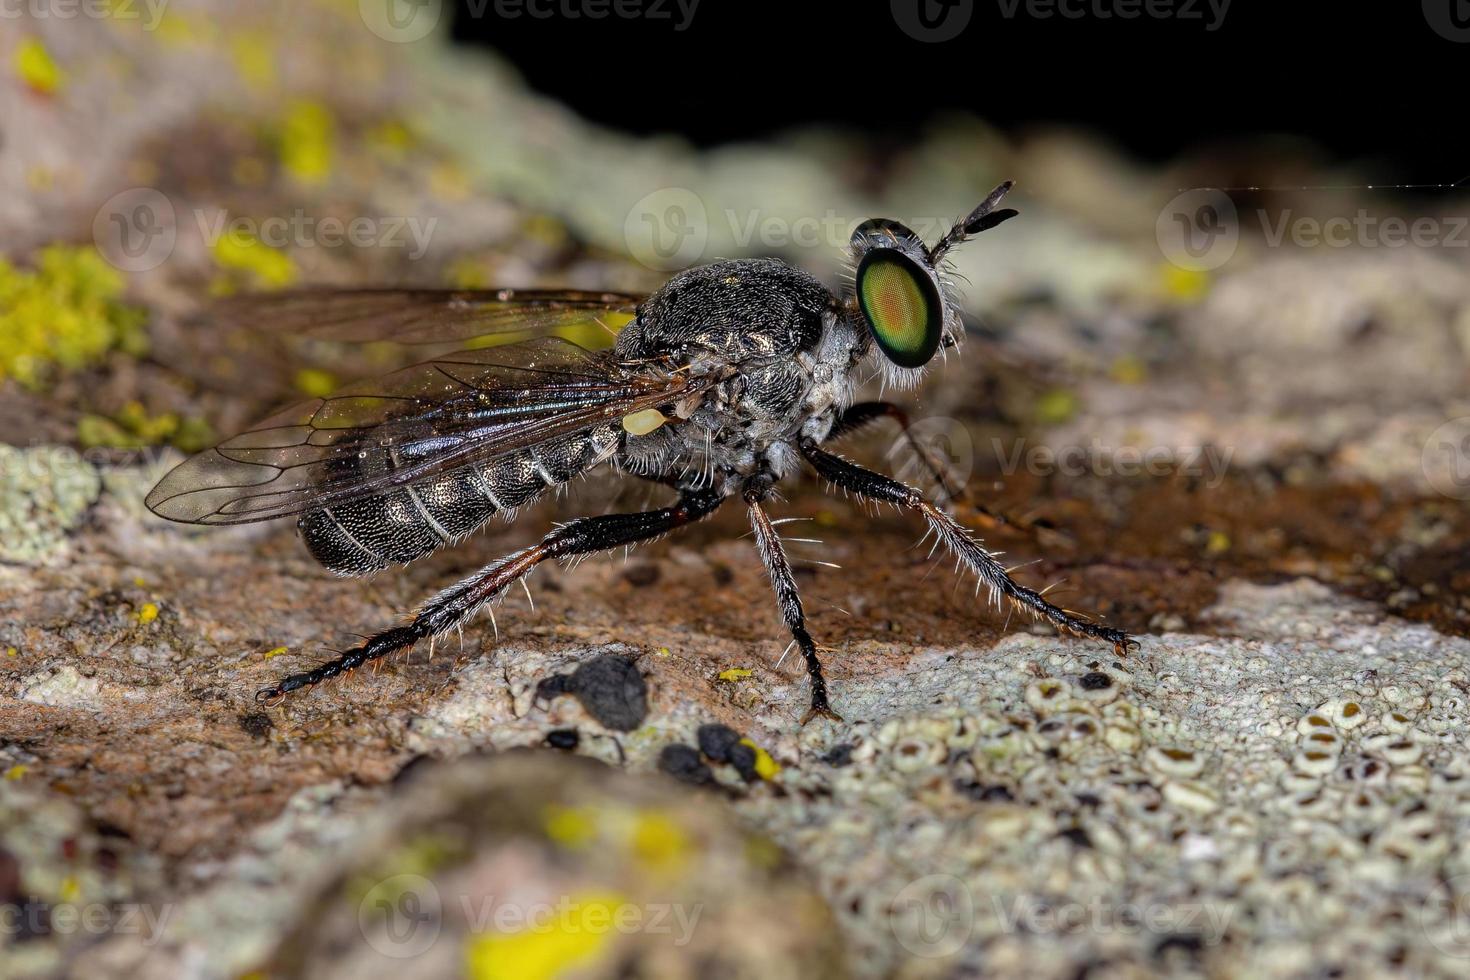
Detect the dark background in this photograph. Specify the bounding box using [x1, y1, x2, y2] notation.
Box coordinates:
[452, 0, 1463, 185]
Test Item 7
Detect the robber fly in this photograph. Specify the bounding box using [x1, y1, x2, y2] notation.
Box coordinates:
[146, 182, 1132, 723]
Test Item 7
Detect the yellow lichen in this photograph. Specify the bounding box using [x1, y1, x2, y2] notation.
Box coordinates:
[135, 602, 159, 625]
[0, 246, 149, 390]
[278, 101, 335, 185]
[717, 668, 752, 682]
[464, 891, 625, 980]
[210, 228, 297, 290]
[738, 738, 783, 780]
[294, 368, 338, 398]
[77, 403, 214, 452]
[543, 805, 598, 850]
[1035, 388, 1080, 426]
[263, 646, 288, 660]
[1160, 263, 1211, 302]
[230, 34, 275, 90]
[630, 810, 691, 875]
[4, 764, 28, 781]
[14, 38, 64, 95]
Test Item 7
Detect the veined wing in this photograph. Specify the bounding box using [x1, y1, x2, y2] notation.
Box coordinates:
[210, 287, 644, 345]
[146, 338, 707, 525]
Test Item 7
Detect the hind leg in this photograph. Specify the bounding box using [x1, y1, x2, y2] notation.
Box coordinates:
[257, 488, 726, 703]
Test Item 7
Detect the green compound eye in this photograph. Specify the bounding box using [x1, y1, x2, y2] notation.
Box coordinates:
[856, 248, 943, 369]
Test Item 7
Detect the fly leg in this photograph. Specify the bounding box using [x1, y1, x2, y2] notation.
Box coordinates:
[800, 440, 1134, 653]
[744, 483, 842, 725]
[256, 488, 726, 703]
[829, 401, 965, 509]
[830, 401, 1068, 544]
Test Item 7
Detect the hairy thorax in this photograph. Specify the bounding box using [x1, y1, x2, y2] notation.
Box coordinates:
[612, 258, 868, 491]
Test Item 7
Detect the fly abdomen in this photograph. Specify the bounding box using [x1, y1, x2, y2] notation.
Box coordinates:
[298, 423, 620, 575]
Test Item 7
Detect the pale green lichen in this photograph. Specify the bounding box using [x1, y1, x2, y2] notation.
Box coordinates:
[0, 246, 149, 389]
[0, 446, 102, 564]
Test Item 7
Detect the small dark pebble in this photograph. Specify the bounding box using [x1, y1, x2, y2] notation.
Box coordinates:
[822, 743, 854, 768]
[621, 563, 661, 587]
[709, 563, 734, 586]
[534, 674, 572, 700]
[545, 728, 580, 751]
[697, 723, 742, 762]
[1078, 671, 1113, 691]
[657, 744, 713, 786]
[536, 654, 648, 732]
[955, 780, 1014, 802]
[237, 712, 273, 739]
[727, 742, 759, 782]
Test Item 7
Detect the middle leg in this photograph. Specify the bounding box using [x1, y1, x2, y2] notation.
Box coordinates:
[744, 484, 842, 724]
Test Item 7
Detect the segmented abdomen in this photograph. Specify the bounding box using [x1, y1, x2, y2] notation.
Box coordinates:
[298, 423, 621, 575]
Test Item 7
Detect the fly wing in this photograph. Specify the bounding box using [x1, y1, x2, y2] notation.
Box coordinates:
[210, 287, 644, 345]
[146, 337, 706, 525]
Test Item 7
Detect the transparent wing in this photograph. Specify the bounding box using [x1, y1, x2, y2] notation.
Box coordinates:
[210, 287, 644, 344]
[146, 338, 706, 525]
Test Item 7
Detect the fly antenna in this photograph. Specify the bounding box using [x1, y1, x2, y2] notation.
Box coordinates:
[929, 180, 1019, 263]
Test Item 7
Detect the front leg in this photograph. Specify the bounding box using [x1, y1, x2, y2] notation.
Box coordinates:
[744, 486, 842, 725]
[800, 440, 1133, 653]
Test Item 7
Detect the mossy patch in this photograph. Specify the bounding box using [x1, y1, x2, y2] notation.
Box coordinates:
[0, 246, 149, 390]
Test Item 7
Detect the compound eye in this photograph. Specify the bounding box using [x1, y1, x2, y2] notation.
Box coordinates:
[855, 248, 944, 368]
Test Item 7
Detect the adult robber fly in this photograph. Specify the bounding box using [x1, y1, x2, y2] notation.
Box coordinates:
[147, 182, 1132, 722]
